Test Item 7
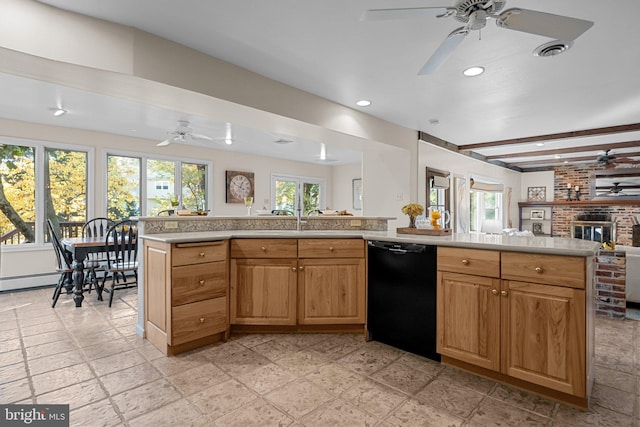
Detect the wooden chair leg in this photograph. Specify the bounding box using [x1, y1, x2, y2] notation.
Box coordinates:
[51, 273, 66, 308]
[108, 278, 116, 308]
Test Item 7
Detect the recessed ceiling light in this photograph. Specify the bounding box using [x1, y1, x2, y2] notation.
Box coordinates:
[536, 142, 545, 147]
[356, 99, 371, 107]
[463, 66, 484, 77]
[50, 107, 67, 117]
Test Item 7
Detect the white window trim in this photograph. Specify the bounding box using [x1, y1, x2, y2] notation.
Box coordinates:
[270, 173, 326, 213]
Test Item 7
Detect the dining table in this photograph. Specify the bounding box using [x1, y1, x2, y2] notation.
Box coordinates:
[61, 236, 108, 307]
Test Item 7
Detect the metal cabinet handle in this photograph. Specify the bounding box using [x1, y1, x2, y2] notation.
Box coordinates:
[299, 266, 304, 271]
[261, 246, 267, 251]
[329, 247, 334, 251]
[292, 267, 297, 272]
[501, 290, 508, 297]
[491, 289, 498, 295]
[199, 252, 205, 257]
[535, 267, 543, 274]
[462, 259, 469, 265]
[199, 280, 205, 286]
[199, 317, 205, 323]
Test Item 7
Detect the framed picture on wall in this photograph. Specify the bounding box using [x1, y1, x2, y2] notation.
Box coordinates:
[530, 209, 545, 220]
[533, 222, 543, 234]
[527, 186, 546, 202]
[352, 178, 362, 210]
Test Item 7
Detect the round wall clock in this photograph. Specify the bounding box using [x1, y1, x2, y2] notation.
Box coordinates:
[226, 170, 254, 203]
[527, 186, 546, 202]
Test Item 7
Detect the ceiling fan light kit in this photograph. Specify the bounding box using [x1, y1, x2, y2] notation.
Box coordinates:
[157, 120, 213, 147]
[364, 0, 594, 75]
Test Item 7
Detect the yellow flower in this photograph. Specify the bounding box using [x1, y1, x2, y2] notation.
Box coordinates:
[401, 203, 424, 217]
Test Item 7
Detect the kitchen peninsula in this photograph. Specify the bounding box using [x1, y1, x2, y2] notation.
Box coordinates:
[137, 215, 600, 409]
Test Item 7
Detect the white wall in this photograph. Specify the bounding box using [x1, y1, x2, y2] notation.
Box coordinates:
[521, 171, 555, 202]
[419, 142, 522, 229]
[331, 162, 363, 215]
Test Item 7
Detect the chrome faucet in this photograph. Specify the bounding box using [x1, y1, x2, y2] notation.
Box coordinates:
[296, 207, 307, 231]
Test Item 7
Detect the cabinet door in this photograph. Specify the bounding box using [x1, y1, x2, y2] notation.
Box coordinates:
[144, 241, 171, 338]
[502, 280, 586, 397]
[230, 258, 297, 325]
[298, 258, 365, 324]
[437, 272, 501, 371]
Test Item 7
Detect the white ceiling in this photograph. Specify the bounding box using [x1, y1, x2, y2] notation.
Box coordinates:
[12, 0, 640, 169]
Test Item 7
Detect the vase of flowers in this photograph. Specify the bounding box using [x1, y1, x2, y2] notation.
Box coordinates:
[402, 203, 424, 228]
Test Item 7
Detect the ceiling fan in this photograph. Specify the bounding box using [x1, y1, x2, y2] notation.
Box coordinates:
[597, 181, 625, 196]
[157, 120, 213, 146]
[362, 0, 594, 74]
[596, 150, 640, 168]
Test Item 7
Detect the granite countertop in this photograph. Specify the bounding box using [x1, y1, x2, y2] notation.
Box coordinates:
[140, 230, 601, 256]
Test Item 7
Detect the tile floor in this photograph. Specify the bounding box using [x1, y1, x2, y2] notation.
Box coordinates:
[1, 286, 639, 427]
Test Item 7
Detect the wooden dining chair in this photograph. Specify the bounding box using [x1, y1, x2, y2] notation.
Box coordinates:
[82, 217, 114, 296]
[46, 219, 96, 307]
[99, 219, 138, 307]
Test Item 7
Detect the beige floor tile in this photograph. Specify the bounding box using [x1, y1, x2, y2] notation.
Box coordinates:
[128, 398, 208, 427]
[0, 338, 22, 353]
[252, 338, 301, 361]
[553, 401, 635, 426]
[436, 366, 497, 394]
[22, 330, 71, 348]
[151, 353, 208, 376]
[236, 362, 297, 395]
[265, 378, 333, 419]
[308, 333, 365, 360]
[27, 349, 85, 376]
[110, 378, 181, 420]
[129, 339, 166, 361]
[275, 349, 329, 376]
[341, 378, 408, 419]
[0, 360, 27, 384]
[594, 364, 637, 393]
[194, 340, 247, 364]
[337, 343, 402, 375]
[489, 383, 557, 417]
[213, 397, 294, 427]
[20, 320, 65, 337]
[168, 362, 230, 396]
[414, 377, 485, 418]
[0, 349, 24, 367]
[0, 328, 20, 341]
[82, 338, 136, 360]
[100, 362, 162, 395]
[32, 362, 95, 396]
[37, 378, 107, 409]
[73, 329, 124, 349]
[18, 313, 60, 328]
[189, 378, 257, 421]
[396, 352, 445, 376]
[596, 342, 635, 374]
[466, 396, 551, 427]
[26, 340, 78, 360]
[591, 382, 636, 416]
[370, 360, 435, 395]
[386, 398, 464, 427]
[305, 363, 365, 395]
[230, 333, 279, 348]
[213, 348, 271, 377]
[301, 398, 377, 426]
[0, 378, 32, 403]
[69, 398, 122, 427]
[91, 349, 147, 377]
[278, 333, 331, 349]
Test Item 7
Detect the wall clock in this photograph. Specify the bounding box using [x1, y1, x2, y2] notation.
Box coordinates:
[527, 186, 546, 202]
[226, 170, 254, 203]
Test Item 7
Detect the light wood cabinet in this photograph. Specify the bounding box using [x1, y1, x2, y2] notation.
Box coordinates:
[230, 238, 366, 327]
[437, 246, 593, 407]
[144, 240, 229, 355]
[298, 239, 365, 325]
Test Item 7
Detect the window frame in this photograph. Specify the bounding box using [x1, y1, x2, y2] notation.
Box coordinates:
[270, 173, 326, 214]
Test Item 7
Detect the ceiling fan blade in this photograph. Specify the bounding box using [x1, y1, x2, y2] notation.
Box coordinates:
[361, 7, 453, 21]
[496, 8, 594, 40]
[191, 133, 213, 141]
[418, 27, 468, 75]
[157, 137, 175, 147]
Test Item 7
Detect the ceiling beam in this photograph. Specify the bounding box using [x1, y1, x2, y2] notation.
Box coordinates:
[508, 151, 640, 167]
[457, 123, 640, 151]
[485, 141, 640, 160]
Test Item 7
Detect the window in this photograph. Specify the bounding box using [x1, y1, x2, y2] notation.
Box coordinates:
[426, 168, 450, 212]
[271, 174, 325, 215]
[469, 178, 503, 233]
[107, 153, 210, 219]
[1, 141, 89, 245]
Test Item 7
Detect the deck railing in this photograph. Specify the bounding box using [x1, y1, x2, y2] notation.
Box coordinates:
[1, 221, 84, 245]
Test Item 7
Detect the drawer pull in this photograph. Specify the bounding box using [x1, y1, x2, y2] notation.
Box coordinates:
[292, 267, 297, 272]
[329, 247, 334, 251]
[199, 317, 205, 323]
[535, 267, 543, 274]
[199, 280, 205, 286]
[501, 290, 509, 297]
[462, 259, 469, 265]
[491, 288, 498, 295]
[261, 246, 267, 251]
[299, 266, 304, 271]
[199, 252, 205, 257]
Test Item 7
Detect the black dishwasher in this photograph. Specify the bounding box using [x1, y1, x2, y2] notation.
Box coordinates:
[367, 240, 440, 362]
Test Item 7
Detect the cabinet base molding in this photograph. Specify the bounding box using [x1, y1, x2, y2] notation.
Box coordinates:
[231, 324, 365, 335]
[441, 356, 589, 410]
[145, 322, 228, 356]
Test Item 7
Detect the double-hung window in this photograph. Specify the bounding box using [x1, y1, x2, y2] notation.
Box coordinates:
[469, 178, 503, 233]
[271, 174, 325, 215]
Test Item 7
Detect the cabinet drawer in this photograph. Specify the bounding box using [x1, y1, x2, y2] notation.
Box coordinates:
[172, 261, 227, 306]
[298, 239, 364, 258]
[172, 241, 227, 266]
[437, 247, 500, 278]
[501, 252, 585, 289]
[231, 239, 297, 258]
[171, 297, 227, 345]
